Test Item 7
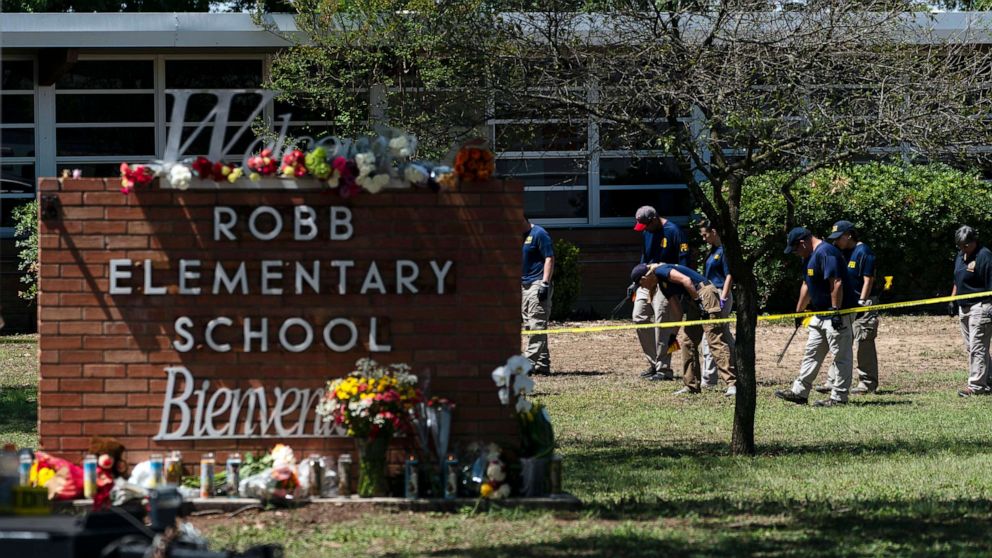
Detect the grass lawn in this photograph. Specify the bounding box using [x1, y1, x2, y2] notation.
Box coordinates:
[8, 317, 992, 556]
[0, 334, 38, 449]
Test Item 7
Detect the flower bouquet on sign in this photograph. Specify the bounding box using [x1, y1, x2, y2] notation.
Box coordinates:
[491, 355, 556, 497]
[316, 359, 422, 497]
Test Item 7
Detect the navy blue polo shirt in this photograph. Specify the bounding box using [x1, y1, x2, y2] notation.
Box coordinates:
[704, 245, 730, 289]
[954, 245, 992, 301]
[522, 225, 554, 284]
[804, 241, 859, 311]
[641, 220, 690, 266]
[844, 243, 876, 295]
[654, 264, 707, 298]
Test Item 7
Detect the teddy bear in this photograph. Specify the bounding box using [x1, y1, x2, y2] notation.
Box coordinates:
[88, 437, 127, 510]
[479, 444, 511, 499]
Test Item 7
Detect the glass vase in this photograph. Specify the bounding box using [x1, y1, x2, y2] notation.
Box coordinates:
[356, 436, 390, 497]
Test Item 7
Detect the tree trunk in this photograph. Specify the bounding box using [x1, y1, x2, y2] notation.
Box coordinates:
[731, 267, 759, 456]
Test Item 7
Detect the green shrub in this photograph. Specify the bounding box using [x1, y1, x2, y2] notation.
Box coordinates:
[13, 200, 38, 303]
[739, 162, 992, 311]
[552, 237, 582, 321]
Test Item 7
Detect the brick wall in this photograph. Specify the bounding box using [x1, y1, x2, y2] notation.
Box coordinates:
[37, 178, 523, 463]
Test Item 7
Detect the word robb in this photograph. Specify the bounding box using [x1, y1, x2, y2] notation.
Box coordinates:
[107, 205, 455, 353]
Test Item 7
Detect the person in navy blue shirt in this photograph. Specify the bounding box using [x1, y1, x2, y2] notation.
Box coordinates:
[632, 206, 691, 381]
[949, 225, 992, 397]
[825, 220, 880, 395]
[775, 227, 857, 407]
[522, 219, 555, 375]
[630, 261, 733, 395]
[698, 221, 737, 396]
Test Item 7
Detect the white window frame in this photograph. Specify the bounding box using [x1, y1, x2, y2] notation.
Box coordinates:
[1, 55, 39, 238]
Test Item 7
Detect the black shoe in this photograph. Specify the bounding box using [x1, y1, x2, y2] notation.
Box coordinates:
[533, 368, 551, 376]
[647, 373, 675, 382]
[774, 389, 808, 405]
[813, 383, 832, 394]
[813, 398, 847, 407]
[958, 387, 989, 397]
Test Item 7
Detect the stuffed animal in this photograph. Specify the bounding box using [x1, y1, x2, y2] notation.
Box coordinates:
[479, 444, 511, 499]
[88, 437, 127, 509]
[31, 451, 83, 501]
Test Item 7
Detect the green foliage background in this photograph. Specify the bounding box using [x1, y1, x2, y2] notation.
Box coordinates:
[552, 238, 581, 322]
[12, 200, 38, 304]
[739, 162, 992, 312]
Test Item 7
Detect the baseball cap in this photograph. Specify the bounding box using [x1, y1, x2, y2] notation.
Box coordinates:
[826, 220, 855, 241]
[784, 227, 812, 254]
[630, 263, 650, 284]
[633, 206, 658, 232]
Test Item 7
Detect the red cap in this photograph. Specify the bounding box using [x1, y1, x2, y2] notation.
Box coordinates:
[633, 222, 648, 232]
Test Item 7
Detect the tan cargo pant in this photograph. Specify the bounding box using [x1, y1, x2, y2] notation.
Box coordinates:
[678, 284, 734, 391]
[959, 301, 992, 391]
[702, 290, 735, 386]
[522, 282, 553, 373]
[633, 286, 676, 374]
[792, 314, 855, 402]
[852, 305, 879, 390]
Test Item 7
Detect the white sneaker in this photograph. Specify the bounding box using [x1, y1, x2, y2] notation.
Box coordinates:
[724, 386, 737, 397]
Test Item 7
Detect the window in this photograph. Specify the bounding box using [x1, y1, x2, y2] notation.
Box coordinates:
[55, 59, 156, 172]
[492, 100, 693, 227]
[1, 59, 36, 238]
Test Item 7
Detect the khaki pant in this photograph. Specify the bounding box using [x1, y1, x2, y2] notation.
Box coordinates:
[852, 305, 879, 390]
[678, 284, 734, 391]
[702, 290, 735, 386]
[959, 301, 992, 391]
[792, 314, 855, 402]
[522, 282, 553, 373]
[633, 286, 676, 374]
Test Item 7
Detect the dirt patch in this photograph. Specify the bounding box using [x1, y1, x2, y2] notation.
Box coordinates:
[530, 315, 967, 390]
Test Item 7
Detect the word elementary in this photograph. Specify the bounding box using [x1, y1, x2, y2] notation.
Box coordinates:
[106, 205, 454, 353]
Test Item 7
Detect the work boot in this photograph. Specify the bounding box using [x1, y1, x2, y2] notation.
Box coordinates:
[813, 398, 847, 407]
[774, 389, 808, 405]
[673, 387, 700, 395]
[850, 383, 875, 395]
[814, 383, 832, 394]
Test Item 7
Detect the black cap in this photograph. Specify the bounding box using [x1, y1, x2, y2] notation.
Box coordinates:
[826, 220, 855, 241]
[784, 227, 812, 254]
[630, 263, 650, 284]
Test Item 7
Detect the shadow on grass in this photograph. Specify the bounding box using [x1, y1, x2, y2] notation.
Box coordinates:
[0, 386, 37, 434]
[552, 370, 607, 377]
[406, 500, 992, 557]
[848, 399, 913, 406]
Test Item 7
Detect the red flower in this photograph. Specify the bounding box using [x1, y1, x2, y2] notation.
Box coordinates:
[192, 156, 213, 179]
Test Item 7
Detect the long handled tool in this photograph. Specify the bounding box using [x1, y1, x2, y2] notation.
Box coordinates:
[608, 283, 638, 319]
[776, 323, 801, 364]
[608, 294, 632, 319]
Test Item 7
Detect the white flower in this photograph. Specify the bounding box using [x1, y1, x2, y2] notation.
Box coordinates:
[362, 173, 389, 194]
[515, 397, 533, 414]
[505, 355, 533, 377]
[389, 136, 410, 158]
[355, 152, 376, 177]
[513, 373, 534, 397]
[498, 387, 509, 405]
[404, 164, 429, 186]
[167, 164, 192, 190]
[491, 366, 509, 387]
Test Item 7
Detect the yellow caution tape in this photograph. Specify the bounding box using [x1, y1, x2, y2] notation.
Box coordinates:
[522, 290, 992, 336]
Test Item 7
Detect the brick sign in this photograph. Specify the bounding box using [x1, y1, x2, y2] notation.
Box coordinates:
[37, 178, 522, 461]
